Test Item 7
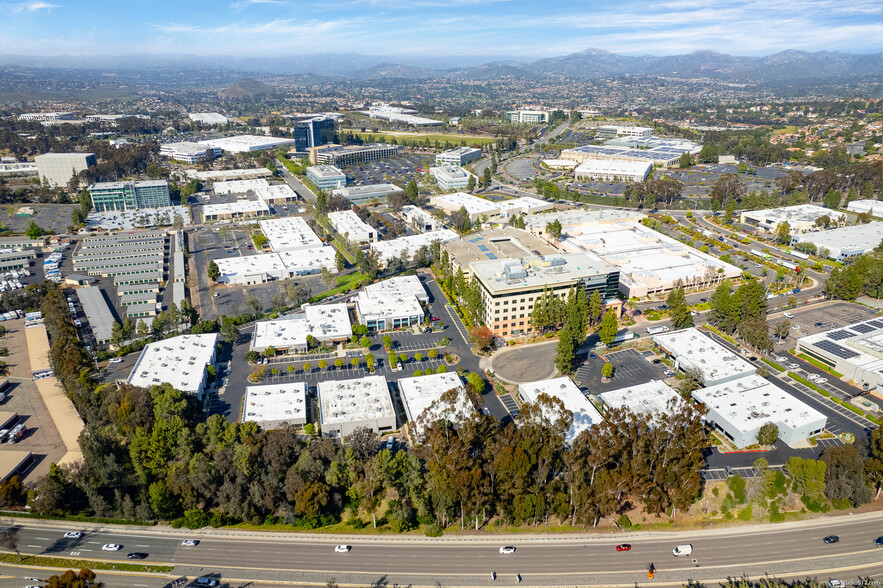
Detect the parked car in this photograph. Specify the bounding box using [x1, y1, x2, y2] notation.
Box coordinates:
[784, 312, 794, 318]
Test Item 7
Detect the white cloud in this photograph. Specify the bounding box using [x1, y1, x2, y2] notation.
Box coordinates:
[231, 0, 287, 12]
[12, 1, 60, 12]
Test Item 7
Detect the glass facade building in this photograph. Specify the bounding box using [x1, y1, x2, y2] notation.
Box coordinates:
[88, 180, 171, 212]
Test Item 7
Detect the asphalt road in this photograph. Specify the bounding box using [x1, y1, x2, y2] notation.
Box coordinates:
[1, 513, 881, 586]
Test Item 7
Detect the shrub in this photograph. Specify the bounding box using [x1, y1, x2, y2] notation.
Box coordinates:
[304, 423, 316, 436]
[737, 505, 753, 521]
[424, 523, 443, 537]
[617, 513, 632, 528]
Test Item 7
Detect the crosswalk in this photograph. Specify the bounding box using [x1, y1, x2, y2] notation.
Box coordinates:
[445, 304, 470, 342]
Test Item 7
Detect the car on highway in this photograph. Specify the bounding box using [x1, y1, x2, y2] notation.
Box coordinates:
[102, 544, 122, 551]
[499, 546, 516, 554]
[127, 552, 148, 560]
[181, 539, 199, 547]
[615, 544, 631, 552]
[672, 544, 693, 557]
[875, 536, 883, 547]
[108, 358, 122, 364]
[195, 578, 219, 587]
[335, 545, 351, 553]
[63, 531, 82, 539]
[823, 535, 840, 544]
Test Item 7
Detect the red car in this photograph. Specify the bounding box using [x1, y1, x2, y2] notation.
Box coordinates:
[615, 544, 631, 552]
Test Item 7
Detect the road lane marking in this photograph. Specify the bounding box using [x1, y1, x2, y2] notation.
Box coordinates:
[35, 538, 49, 541]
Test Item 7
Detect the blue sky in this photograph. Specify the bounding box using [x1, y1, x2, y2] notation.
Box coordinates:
[0, 0, 881, 59]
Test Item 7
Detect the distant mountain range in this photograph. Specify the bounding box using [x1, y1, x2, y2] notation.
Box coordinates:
[1, 48, 880, 83]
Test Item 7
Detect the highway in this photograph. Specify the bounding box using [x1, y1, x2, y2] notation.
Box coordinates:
[1, 513, 881, 586]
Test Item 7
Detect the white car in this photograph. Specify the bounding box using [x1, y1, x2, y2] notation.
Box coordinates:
[788, 363, 799, 369]
[181, 539, 199, 547]
[499, 546, 516, 554]
[108, 358, 123, 364]
[816, 378, 827, 384]
[335, 545, 351, 553]
[784, 312, 794, 318]
[63, 531, 82, 539]
[102, 544, 122, 551]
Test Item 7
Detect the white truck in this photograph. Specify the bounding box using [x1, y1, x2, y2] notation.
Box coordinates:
[672, 544, 693, 557]
[647, 325, 670, 335]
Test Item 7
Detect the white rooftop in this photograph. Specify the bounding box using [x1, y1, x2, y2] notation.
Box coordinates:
[653, 328, 756, 385]
[743, 204, 844, 224]
[213, 179, 271, 194]
[202, 199, 270, 217]
[188, 112, 228, 125]
[328, 210, 374, 237]
[431, 191, 496, 216]
[160, 142, 215, 156]
[253, 304, 351, 350]
[85, 206, 191, 230]
[497, 196, 552, 216]
[794, 222, 883, 256]
[186, 168, 273, 181]
[259, 217, 323, 251]
[198, 134, 297, 153]
[523, 208, 644, 230]
[846, 199, 882, 216]
[598, 380, 685, 420]
[214, 247, 336, 282]
[798, 317, 883, 384]
[518, 377, 603, 445]
[543, 159, 578, 168]
[127, 334, 218, 394]
[319, 375, 394, 428]
[307, 164, 345, 178]
[398, 372, 472, 437]
[242, 382, 307, 428]
[370, 229, 459, 263]
[364, 275, 428, 302]
[356, 286, 424, 322]
[575, 158, 654, 176]
[693, 375, 827, 437]
[256, 184, 297, 201]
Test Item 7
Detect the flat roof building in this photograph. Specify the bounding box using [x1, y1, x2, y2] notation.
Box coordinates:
[574, 159, 653, 183]
[0, 162, 38, 176]
[159, 142, 221, 163]
[653, 328, 756, 386]
[797, 317, 883, 393]
[259, 217, 323, 252]
[242, 383, 307, 430]
[694, 375, 826, 448]
[595, 125, 653, 139]
[84, 206, 191, 231]
[355, 276, 427, 331]
[198, 134, 297, 153]
[306, 165, 346, 190]
[215, 247, 336, 285]
[256, 184, 298, 205]
[370, 229, 459, 267]
[598, 380, 685, 421]
[318, 375, 396, 437]
[35, 152, 96, 187]
[436, 147, 482, 167]
[506, 110, 549, 124]
[518, 377, 603, 446]
[430, 166, 473, 191]
[360, 104, 442, 127]
[213, 179, 270, 195]
[791, 221, 883, 262]
[127, 334, 218, 398]
[444, 227, 557, 279]
[400, 205, 440, 232]
[522, 209, 645, 235]
[19, 112, 72, 122]
[399, 372, 473, 439]
[471, 253, 620, 338]
[560, 144, 696, 167]
[846, 199, 882, 217]
[430, 191, 498, 219]
[186, 168, 274, 182]
[309, 143, 403, 166]
[497, 196, 554, 218]
[88, 180, 171, 212]
[328, 210, 377, 243]
[202, 199, 271, 222]
[188, 112, 228, 125]
[252, 304, 352, 354]
[740, 205, 846, 235]
[332, 183, 403, 205]
[76, 286, 116, 345]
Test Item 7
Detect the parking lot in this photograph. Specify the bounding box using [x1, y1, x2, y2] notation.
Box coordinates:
[574, 348, 668, 393]
[7, 204, 78, 234]
[774, 302, 878, 348]
[341, 153, 428, 187]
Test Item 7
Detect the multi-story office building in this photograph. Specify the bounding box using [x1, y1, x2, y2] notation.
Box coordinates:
[328, 210, 377, 244]
[309, 143, 402, 166]
[430, 166, 472, 191]
[331, 184, 403, 205]
[88, 180, 171, 212]
[470, 253, 620, 338]
[306, 165, 347, 190]
[35, 152, 96, 187]
[505, 110, 548, 124]
[595, 125, 653, 140]
[436, 147, 482, 167]
[292, 116, 337, 151]
[19, 112, 73, 122]
[159, 142, 222, 163]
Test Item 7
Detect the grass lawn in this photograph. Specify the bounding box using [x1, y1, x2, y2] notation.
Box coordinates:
[309, 272, 369, 303]
[772, 125, 798, 135]
[0, 553, 173, 573]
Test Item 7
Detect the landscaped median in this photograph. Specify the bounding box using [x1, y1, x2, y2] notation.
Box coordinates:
[0, 553, 173, 573]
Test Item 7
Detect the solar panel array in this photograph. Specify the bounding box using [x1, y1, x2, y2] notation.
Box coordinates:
[815, 339, 859, 360]
[867, 320, 883, 329]
[828, 330, 854, 340]
[851, 323, 876, 334]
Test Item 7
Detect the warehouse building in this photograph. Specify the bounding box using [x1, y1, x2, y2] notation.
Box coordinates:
[35, 152, 96, 187]
[306, 165, 347, 190]
[693, 375, 826, 448]
[470, 254, 620, 338]
[518, 377, 603, 446]
[400, 205, 440, 232]
[399, 372, 473, 439]
[187, 168, 274, 182]
[212, 179, 270, 195]
[242, 382, 308, 429]
[497, 196, 554, 218]
[84, 206, 191, 231]
[198, 134, 297, 153]
[360, 105, 442, 127]
[740, 205, 846, 235]
[201, 200, 271, 222]
[159, 142, 221, 163]
[430, 166, 473, 191]
[318, 375, 396, 437]
[370, 229, 459, 267]
[259, 217, 323, 252]
[430, 191, 498, 219]
[332, 183, 403, 205]
[354, 276, 427, 331]
[0, 161, 38, 177]
[0, 249, 36, 271]
[790, 222, 883, 262]
[89, 180, 171, 212]
[309, 143, 403, 166]
[328, 210, 377, 243]
[560, 144, 693, 167]
[436, 147, 482, 167]
[127, 334, 218, 398]
[0, 236, 46, 249]
[76, 286, 117, 346]
[653, 328, 756, 386]
[252, 304, 352, 354]
[444, 227, 557, 279]
[846, 199, 882, 217]
[797, 318, 883, 393]
[598, 380, 684, 420]
[574, 159, 653, 183]
[256, 184, 298, 205]
[19, 112, 72, 122]
[188, 112, 228, 125]
[214, 247, 336, 285]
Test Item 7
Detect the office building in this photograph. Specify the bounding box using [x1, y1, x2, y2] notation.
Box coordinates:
[430, 191, 498, 219]
[790, 222, 883, 262]
[186, 168, 274, 182]
[259, 217, 323, 252]
[505, 110, 549, 124]
[19, 112, 72, 122]
[740, 205, 846, 235]
[309, 143, 402, 166]
[292, 116, 337, 151]
[430, 166, 473, 191]
[436, 147, 482, 167]
[306, 165, 347, 190]
[35, 152, 96, 187]
[360, 104, 442, 127]
[560, 144, 697, 168]
[242, 383, 308, 429]
[653, 328, 756, 386]
[0, 162, 38, 176]
[198, 134, 297, 153]
[399, 372, 473, 438]
[252, 304, 352, 354]
[88, 180, 171, 212]
[693, 375, 826, 448]
[400, 205, 440, 232]
[201, 200, 271, 222]
[214, 247, 336, 285]
[370, 230, 459, 267]
[127, 334, 218, 398]
[444, 227, 557, 279]
[470, 254, 620, 338]
[574, 159, 653, 183]
[846, 199, 882, 216]
[332, 184, 403, 205]
[256, 184, 298, 205]
[318, 376, 396, 437]
[213, 179, 270, 195]
[159, 142, 221, 163]
[497, 196, 554, 218]
[328, 210, 377, 243]
[188, 112, 228, 125]
[595, 125, 653, 139]
[598, 380, 684, 421]
[354, 275, 427, 331]
[518, 377, 603, 446]
[797, 318, 883, 393]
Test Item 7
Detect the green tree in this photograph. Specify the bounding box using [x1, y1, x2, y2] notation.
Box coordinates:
[335, 250, 346, 271]
[666, 284, 692, 330]
[481, 167, 492, 188]
[546, 219, 562, 241]
[587, 290, 603, 326]
[601, 362, 614, 379]
[774, 221, 791, 244]
[756, 422, 779, 445]
[359, 336, 371, 348]
[466, 175, 476, 192]
[25, 220, 46, 239]
[598, 309, 618, 346]
[554, 324, 575, 374]
[207, 260, 220, 282]
[404, 180, 418, 204]
[678, 152, 693, 168]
